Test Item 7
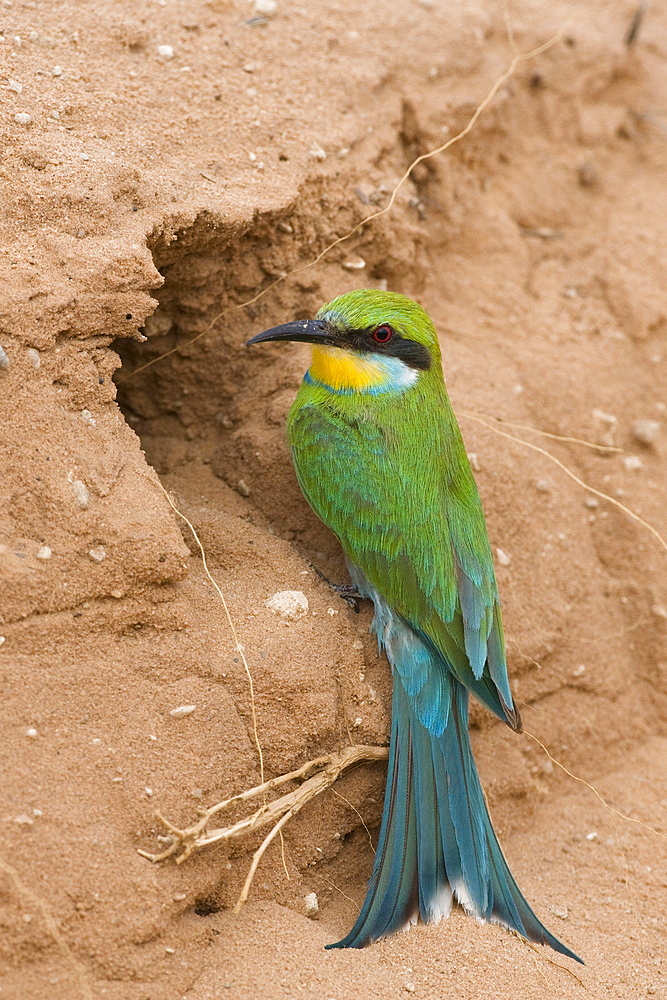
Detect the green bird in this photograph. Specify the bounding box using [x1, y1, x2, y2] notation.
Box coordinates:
[247, 290, 581, 962]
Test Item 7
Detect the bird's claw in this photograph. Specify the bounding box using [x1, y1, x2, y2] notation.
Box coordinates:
[311, 565, 363, 612]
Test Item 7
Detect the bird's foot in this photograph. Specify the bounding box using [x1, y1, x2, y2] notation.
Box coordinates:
[311, 566, 363, 612]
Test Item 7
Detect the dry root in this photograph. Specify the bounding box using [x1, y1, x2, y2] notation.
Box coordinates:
[138, 745, 388, 911]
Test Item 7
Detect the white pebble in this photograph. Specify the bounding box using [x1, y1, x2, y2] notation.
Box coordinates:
[0, 345, 9, 368]
[36, 546, 52, 560]
[88, 546, 106, 563]
[264, 591, 309, 619]
[342, 256, 366, 270]
[157, 44, 174, 59]
[236, 479, 251, 497]
[71, 479, 90, 508]
[467, 452, 480, 472]
[623, 455, 643, 471]
[551, 905, 569, 919]
[13, 814, 34, 826]
[7, 78, 22, 93]
[309, 142, 327, 161]
[0, 636, 5, 647]
[353, 717, 362, 727]
[584, 497, 599, 508]
[304, 892, 319, 918]
[52, 65, 62, 76]
[254, 0, 277, 14]
[14, 112, 31, 125]
[585, 831, 598, 841]
[631, 419, 661, 446]
[26, 728, 38, 738]
[169, 705, 197, 718]
[495, 548, 511, 567]
[27, 348, 40, 368]
[652, 604, 667, 620]
[81, 409, 96, 425]
[110, 589, 124, 599]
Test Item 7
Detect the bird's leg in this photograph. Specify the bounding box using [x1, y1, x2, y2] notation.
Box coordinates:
[311, 564, 363, 612]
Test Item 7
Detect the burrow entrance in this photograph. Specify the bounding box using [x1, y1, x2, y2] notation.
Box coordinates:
[113, 168, 434, 577]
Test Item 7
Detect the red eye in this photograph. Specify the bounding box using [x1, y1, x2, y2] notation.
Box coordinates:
[372, 324, 393, 344]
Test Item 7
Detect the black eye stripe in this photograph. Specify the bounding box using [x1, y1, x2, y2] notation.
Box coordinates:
[341, 326, 431, 371]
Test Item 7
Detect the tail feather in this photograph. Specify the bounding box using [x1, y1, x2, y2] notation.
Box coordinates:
[327, 675, 583, 963]
[331, 693, 419, 947]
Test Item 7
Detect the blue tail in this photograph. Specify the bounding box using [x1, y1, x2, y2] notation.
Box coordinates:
[326, 676, 583, 963]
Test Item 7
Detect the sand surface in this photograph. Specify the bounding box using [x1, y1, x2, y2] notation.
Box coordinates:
[0, 0, 666, 997]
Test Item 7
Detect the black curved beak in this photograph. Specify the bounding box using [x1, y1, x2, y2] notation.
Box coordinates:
[246, 318, 334, 347]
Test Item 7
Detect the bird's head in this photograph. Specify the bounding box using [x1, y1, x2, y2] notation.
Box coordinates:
[247, 290, 441, 395]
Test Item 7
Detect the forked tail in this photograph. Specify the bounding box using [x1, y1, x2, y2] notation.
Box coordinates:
[326, 677, 583, 963]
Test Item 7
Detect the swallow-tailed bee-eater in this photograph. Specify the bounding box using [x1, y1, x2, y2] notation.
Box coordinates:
[247, 290, 581, 962]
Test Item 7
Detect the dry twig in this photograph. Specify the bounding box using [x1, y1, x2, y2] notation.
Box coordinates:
[139, 745, 388, 907]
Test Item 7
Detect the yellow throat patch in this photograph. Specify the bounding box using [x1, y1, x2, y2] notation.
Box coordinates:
[308, 345, 387, 392]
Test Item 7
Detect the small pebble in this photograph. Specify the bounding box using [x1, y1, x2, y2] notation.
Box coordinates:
[551, 905, 569, 919]
[0, 637, 5, 647]
[254, 0, 277, 15]
[36, 546, 52, 560]
[144, 787, 153, 796]
[495, 548, 511, 567]
[27, 348, 40, 368]
[88, 546, 106, 563]
[110, 589, 124, 599]
[585, 831, 598, 841]
[467, 452, 481, 472]
[26, 728, 38, 738]
[236, 479, 251, 497]
[173, 893, 187, 901]
[623, 455, 642, 471]
[164, 947, 176, 955]
[14, 112, 31, 125]
[572, 664, 586, 677]
[584, 497, 599, 508]
[157, 44, 174, 59]
[169, 705, 197, 718]
[309, 142, 327, 161]
[342, 255, 366, 270]
[304, 892, 319, 918]
[71, 479, 90, 508]
[534, 479, 550, 492]
[405, 985, 416, 994]
[631, 419, 661, 446]
[264, 591, 309, 620]
[52, 65, 62, 76]
[7, 78, 22, 93]
[353, 717, 362, 727]
[81, 409, 95, 425]
[652, 604, 667, 619]
[0, 345, 9, 368]
[13, 814, 34, 826]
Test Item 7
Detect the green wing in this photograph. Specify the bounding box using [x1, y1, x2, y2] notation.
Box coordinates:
[288, 387, 519, 730]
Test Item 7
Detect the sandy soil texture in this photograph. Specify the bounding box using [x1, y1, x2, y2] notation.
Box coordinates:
[1, 1, 666, 997]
